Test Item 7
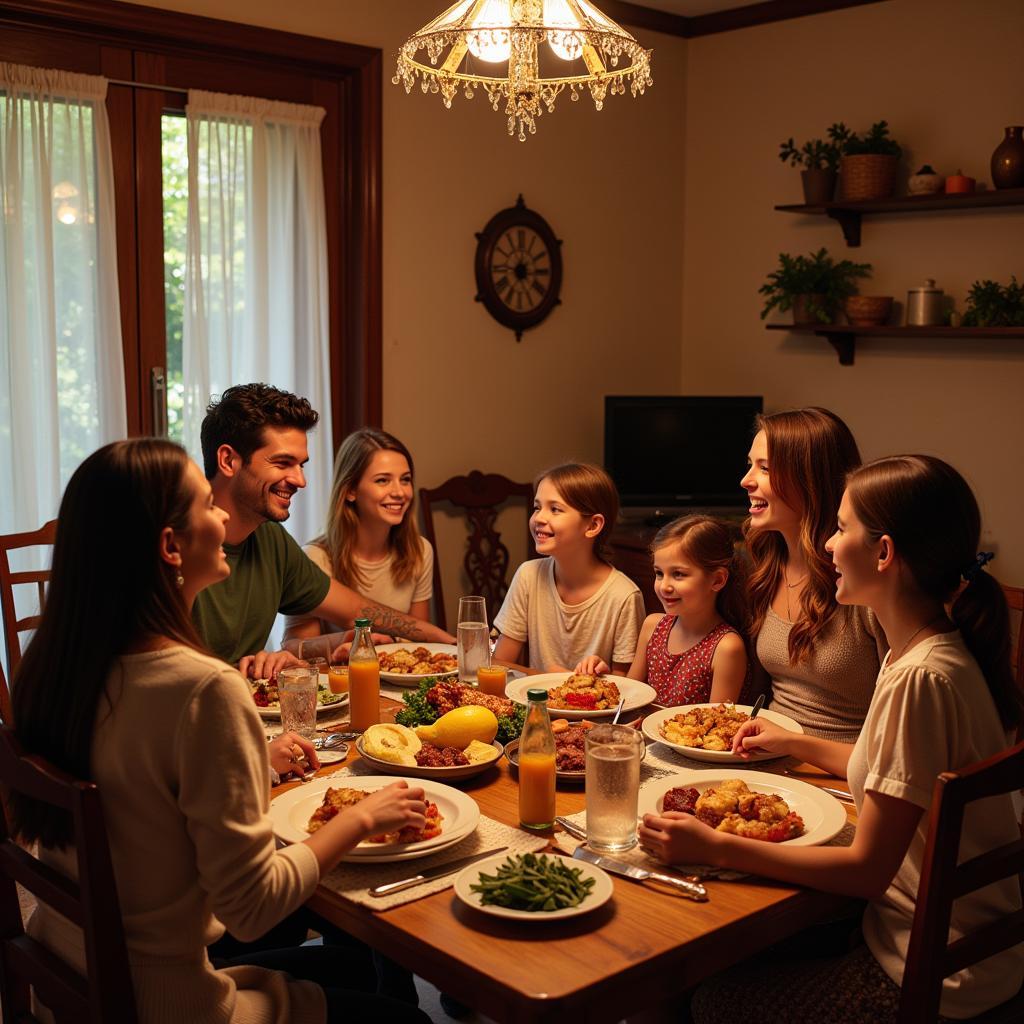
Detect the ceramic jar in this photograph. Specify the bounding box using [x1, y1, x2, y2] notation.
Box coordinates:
[908, 164, 943, 195]
[991, 126, 1024, 189]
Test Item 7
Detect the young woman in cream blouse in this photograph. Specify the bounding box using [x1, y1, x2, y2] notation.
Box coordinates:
[642, 455, 1024, 1021]
[739, 407, 886, 742]
[11, 439, 429, 1024]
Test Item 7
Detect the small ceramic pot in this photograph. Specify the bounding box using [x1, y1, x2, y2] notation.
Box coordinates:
[801, 168, 837, 205]
[945, 171, 975, 194]
[908, 165, 943, 195]
[792, 294, 829, 325]
[844, 295, 893, 327]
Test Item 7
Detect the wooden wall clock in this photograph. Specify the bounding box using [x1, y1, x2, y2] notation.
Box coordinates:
[474, 195, 563, 341]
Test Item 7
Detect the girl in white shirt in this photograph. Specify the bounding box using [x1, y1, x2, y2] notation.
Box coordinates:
[285, 428, 435, 641]
[493, 462, 644, 673]
[640, 454, 1024, 1022]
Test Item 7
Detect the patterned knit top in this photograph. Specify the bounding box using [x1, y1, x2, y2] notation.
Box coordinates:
[645, 616, 738, 706]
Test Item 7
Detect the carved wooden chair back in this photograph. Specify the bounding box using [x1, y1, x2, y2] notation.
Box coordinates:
[1002, 584, 1024, 692]
[898, 737, 1024, 1023]
[0, 725, 137, 1023]
[0, 521, 57, 683]
[419, 472, 534, 631]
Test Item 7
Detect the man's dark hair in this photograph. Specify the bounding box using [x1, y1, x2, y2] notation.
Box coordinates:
[200, 383, 319, 479]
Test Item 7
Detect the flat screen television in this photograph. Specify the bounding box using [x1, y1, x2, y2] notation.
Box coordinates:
[604, 395, 763, 512]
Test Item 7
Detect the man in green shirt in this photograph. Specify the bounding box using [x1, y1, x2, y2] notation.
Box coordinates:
[192, 383, 453, 677]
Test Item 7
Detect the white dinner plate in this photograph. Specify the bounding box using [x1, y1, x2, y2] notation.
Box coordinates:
[355, 738, 504, 781]
[375, 643, 459, 685]
[642, 703, 803, 763]
[269, 775, 480, 862]
[505, 673, 657, 720]
[453, 852, 613, 921]
[250, 682, 349, 721]
[638, 769, 847, 847]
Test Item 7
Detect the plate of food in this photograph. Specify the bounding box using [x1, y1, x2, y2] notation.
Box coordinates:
[269, 775, 480, 861]
[376, 643, 459, 684]
[638, 770, 846, 847]
[505, 673, 657, 720]
[453, 851, 613, 921]
[355, 722, 503, 781]
[642, 703, 803, 763]
[504, 718, 646, 783]
[249, 678, 349, 721]
[394, 679, 527, 746]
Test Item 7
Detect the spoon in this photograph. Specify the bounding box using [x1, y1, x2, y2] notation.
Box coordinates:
[611, 696, 626, 725]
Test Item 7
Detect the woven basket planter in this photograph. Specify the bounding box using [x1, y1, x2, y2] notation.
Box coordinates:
[839, 154, 898, 201]
[844, 295, 893, 326]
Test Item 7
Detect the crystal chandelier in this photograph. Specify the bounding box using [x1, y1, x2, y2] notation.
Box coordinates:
[393, 0, 653, 141]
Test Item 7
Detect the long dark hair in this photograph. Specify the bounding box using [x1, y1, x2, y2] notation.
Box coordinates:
[652, 515, 751, 637]
[847, 455, 1023, 731]
[10, 439, 205, 847]
[310, 428, 424, 590]
[745, 407, 861, 662]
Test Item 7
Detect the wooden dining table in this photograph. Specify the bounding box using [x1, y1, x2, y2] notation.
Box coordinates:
[283, 672, 858, 1023]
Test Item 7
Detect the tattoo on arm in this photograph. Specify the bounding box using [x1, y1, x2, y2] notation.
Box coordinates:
[359, 605, 424, 640]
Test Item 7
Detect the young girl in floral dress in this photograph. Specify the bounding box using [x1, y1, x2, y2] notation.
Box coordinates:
[576, 515, 749, 705]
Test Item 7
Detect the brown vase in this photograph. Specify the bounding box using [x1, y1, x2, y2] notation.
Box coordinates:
[800, 168, 837, 205]
[792, 293, 829, 325]
[991, 126, 1024, 189]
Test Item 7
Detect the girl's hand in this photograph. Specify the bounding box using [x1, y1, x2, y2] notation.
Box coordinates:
[353, 781, 427, 838]
[730, 719, 795, 759]
[639, 811, 719, 866]
[573, 655, 609, 675]
[268, 731, 320, 776]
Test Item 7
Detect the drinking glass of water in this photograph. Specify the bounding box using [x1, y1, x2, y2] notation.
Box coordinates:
[585, 724, 644, 852]
[278, 665, 318, 740]
[298, 637, 331, 687]
[457, 595, 489, 684]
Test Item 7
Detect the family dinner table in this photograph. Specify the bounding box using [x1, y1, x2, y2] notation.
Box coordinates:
[277, 664, 858, 1023]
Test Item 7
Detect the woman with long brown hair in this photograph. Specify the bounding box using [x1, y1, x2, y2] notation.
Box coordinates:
[10, 439, 428, 1024]
[285, 428, 434, 641]
[642, 455, 1024, 1022]
[740, 407, 886, 741]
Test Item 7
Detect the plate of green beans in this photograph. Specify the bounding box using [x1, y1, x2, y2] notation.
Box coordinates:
[454, 851, 613, 920]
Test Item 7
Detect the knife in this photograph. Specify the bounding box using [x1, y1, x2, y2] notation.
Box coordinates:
[368, 846, 508, 898]
[573, 846, 709, 902]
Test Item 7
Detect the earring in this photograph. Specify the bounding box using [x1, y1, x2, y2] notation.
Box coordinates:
[175, 571, 184, 588]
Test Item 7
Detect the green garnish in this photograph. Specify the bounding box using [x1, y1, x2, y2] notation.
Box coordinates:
[469, 853, 595, 912]
[394, 679, 527, 743]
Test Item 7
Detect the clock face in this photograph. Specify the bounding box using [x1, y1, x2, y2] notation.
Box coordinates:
[474, 196, 562, 341]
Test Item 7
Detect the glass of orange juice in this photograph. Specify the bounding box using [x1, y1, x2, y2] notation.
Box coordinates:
[328, 663, 349, 695]
[476, 664, 508, 697]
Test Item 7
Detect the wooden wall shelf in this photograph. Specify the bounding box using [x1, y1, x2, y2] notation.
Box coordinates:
[765, 324, 1024, 365]
[774, 188, 1024, 246]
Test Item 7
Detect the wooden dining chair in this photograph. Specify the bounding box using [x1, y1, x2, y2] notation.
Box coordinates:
[419, 471, 534, 631]
[0, 520, 57, 681]
[0, 725, 137, 1023]
[897, 737, 1024, 1023]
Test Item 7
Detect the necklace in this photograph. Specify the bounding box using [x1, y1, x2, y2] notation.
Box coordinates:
[894, 614, 946, 662]
[783, 569, 807, 621]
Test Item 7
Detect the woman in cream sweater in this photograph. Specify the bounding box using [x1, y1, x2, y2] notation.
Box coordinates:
[10, 439, 430, 1024]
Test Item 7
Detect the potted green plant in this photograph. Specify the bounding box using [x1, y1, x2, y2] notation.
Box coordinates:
[779, 134, 842, 204]
[829, 121, 903, 201]
[961, 277, 1024, 327]
[759, 248, 872, 325]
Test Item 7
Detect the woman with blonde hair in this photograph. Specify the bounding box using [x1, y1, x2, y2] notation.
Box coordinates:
[740, 408, 886, 740]
[285, 428, 434, 640]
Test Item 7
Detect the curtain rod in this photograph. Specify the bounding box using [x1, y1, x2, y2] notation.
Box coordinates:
[107, 77, 187, 97]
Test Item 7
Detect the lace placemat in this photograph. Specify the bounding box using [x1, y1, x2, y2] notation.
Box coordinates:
[320, 816, 547, 911]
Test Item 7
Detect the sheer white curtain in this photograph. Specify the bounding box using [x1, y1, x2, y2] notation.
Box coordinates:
[0, 63, 125, 535]
[182, 90, 332, 550]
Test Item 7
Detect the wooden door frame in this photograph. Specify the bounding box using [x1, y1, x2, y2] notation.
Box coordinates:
[0, 0, 382, 445]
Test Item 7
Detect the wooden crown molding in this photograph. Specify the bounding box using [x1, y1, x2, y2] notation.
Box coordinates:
[597, 0, 889, 39]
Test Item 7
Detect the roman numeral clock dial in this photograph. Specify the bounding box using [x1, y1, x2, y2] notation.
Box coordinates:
[474, 195, 563, 341]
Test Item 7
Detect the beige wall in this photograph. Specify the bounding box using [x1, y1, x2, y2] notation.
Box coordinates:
[681, 0, 1024, 582]
[130, 0, 688, 623]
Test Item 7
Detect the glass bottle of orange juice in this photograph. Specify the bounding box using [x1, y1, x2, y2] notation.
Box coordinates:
[518, 689, 556, 831]
[348, 618, 380, 733]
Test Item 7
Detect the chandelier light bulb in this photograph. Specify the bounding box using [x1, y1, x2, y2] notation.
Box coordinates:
[547, 29, 583, 61]
[467, 29, 511, 63]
